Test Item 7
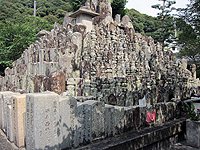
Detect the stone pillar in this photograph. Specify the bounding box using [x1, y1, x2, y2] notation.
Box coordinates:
[0, 91, 13, 129]
[58, 95, 77, 149]
[190, 64, 196, 79]
[26, 92, 59, 150]
[77, 101, 92, 146]
[83, 100, 105, 141]
[12, 94, 26, 148]
[2, 92, 20, 133]
[6, 105, 13, 142]
[104, 104, 115, 138]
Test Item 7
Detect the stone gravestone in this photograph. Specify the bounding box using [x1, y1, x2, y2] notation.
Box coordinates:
[2, 92, 20, 133]
[190, 64, 196, 79]
[62, 12, 73, 28]
[114, 106, 125, 135]
[83, 100, 105, 141]
[0, 91, 13, 129]
[58, 95, 77, 149]
[104, 104, 115, 138]
[6, 104, 13, 142]
[12, 94, 26, 148]
[181, 58, 187, 70]
[139, 96, 146, 107]
[26, 92, 59, 150]
[77, 101, 92, 146]
[49, 70, 66, 95]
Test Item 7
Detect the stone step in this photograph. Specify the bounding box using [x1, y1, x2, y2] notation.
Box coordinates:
[76, 117, 187, 150]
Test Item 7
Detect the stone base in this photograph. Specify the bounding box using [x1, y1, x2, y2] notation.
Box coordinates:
[186, 119, 200, 148]
[76, 117, 186, 150]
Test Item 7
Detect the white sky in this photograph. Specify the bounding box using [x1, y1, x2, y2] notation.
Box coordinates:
[126, 0, 190, 17]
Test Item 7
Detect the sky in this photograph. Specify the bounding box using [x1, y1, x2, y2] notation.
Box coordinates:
[125, 0, 190, 17]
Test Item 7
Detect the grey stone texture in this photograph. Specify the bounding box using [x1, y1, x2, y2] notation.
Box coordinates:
[2, 92, 20, 133]
[6, 105, 13, 142]
[83, 100, 105, 141]
[186, 119, 200, 148]
[25, 92, 59, 150]
[58, 95, 77, 149]
[0, 91, 13, 129]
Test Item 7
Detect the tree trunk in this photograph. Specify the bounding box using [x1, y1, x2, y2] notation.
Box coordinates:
[34, 0, 36, 16]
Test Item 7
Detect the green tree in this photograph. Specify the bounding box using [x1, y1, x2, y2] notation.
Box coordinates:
[69, 0, 86, 12]
[127, 8, 162, 42]
[0, 0, 73, 24]
[43, 14, 58, 24]
[111, 0, 128, 18]
[176, 0, 200, 63]
[151, 0, 176, 48]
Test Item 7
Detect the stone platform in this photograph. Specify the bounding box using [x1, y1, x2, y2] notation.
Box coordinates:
[76, 117, 188, 150]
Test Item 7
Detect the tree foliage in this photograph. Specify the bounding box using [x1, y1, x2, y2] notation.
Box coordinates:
[0, 0, 72, 24]
[69, 0, 86, 12]
[111, 0, 128, 18]
[127, 9, 163, 43]
[151, 0, 176, 48]
[176, 0, 200, 62]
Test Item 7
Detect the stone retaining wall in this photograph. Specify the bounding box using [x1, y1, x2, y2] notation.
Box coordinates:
[0, 91, 185, 149]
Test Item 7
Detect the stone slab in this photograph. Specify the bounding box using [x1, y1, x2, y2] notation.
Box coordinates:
[114, 106, 125, 135]
[186, 119, 200, 148]
[2, 92, 20, 133]
[12, 94, 26, 148]
[0, 91, 13, 129]
[77, 101, 92, 146]
[6, 105, 13, 142]
[58, 95, 77, 149]
[104, 104, 114, 138]
[83, 100, 105, 141]
[75, 117, 186, 150]
[26, 92, 59, 150]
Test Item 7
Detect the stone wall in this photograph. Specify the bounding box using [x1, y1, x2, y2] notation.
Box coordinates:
[0, 91, 184, 149]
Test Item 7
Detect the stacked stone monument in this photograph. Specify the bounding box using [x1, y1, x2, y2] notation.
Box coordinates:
[0, 0, 199, 149]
